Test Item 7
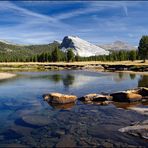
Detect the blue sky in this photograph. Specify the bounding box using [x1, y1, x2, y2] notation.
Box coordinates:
[0, 1, 147, 45]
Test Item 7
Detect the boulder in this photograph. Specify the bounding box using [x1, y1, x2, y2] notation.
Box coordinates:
[110, 91, 142, 102]
[43, 93, 77, 104]
[79, 94, 112, 102]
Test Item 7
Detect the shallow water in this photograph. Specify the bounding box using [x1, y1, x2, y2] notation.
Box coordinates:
[0, 70, 147, 147]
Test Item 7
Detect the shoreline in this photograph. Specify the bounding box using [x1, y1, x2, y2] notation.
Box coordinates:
[0, 60, 147, 66]
[115, 70, 148, 76]
[0, 72, 16, 80]
[0, 61, 147, 75]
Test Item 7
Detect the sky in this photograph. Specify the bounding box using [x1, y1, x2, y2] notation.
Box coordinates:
[0, 1, 147, 45]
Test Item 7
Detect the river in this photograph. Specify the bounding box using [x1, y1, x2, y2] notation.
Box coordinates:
[0, 70, 147, 147]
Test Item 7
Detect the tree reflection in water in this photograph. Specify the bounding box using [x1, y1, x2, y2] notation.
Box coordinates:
[50, 74, 75, 91]
[129, 73, 136, 80]
[51, 74, 61, 83]
[62, 74, 75, 91]
[138, 75, 148, 87]
[118, 72, 124, 79]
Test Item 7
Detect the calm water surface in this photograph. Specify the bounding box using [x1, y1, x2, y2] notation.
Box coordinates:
[0, 70, 147, 147]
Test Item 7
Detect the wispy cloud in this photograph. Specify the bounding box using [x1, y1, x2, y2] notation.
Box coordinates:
[0, 1, 147, 45]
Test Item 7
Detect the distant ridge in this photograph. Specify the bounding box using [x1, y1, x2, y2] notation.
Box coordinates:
[99, 41, 137, 51]
[0, 39, 16, 45]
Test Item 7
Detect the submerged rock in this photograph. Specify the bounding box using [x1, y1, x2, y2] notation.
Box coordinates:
[110, 91, 142, 102]
[56, 134, 76, 147]
[119, 120, 148, 140]
[79, 94, 112, 102]
[22, 115, 50, 127]
[128, 107, 148, 115]
[43, 93, 77, 104]
[10, 124, 33, 137]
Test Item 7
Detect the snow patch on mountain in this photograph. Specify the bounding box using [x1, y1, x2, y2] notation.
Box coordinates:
[60, 36, 109, 57]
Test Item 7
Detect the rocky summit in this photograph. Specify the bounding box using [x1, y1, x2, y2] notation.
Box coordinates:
[60, 36, 109, 57]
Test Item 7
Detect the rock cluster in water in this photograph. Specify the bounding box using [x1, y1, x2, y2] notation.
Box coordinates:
[41, 87, 148, 145]
[43, 87, 148, 105]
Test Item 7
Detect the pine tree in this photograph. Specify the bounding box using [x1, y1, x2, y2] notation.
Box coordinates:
[51, 46, 60, 62]
[138, 36, 148, 62]
[75, 53, 80, 61]
[67, 49, 75, 62]
[129, 50, 137, 61]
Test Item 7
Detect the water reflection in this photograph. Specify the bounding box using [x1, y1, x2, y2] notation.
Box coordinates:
[48, 74, 75, 91]
[113, 102, 141, 109]
[117, 72, 137, 81]
[129, 74, 136, 80]
[113, 72, 130, 82]
[138, 75, 148, 87]
[62, 74, 75, 91]
[113, 101, 148, 109]
[47, 102, 75, 110]
[51, 74, 61, 83]
[118, 72, 124, 79]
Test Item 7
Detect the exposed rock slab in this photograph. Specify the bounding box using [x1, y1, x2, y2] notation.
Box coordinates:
[43, 93, 77, 104]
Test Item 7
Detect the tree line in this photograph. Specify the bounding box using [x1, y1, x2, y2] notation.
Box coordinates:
[0, 35, 147, 62]
[21, 48, 139, 62]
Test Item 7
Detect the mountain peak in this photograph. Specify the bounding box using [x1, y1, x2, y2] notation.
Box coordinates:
[60, 36, 109, 57]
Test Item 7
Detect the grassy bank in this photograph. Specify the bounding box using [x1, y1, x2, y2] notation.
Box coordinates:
[0, 60, 147, 73]
[0, 60, 147, 66]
